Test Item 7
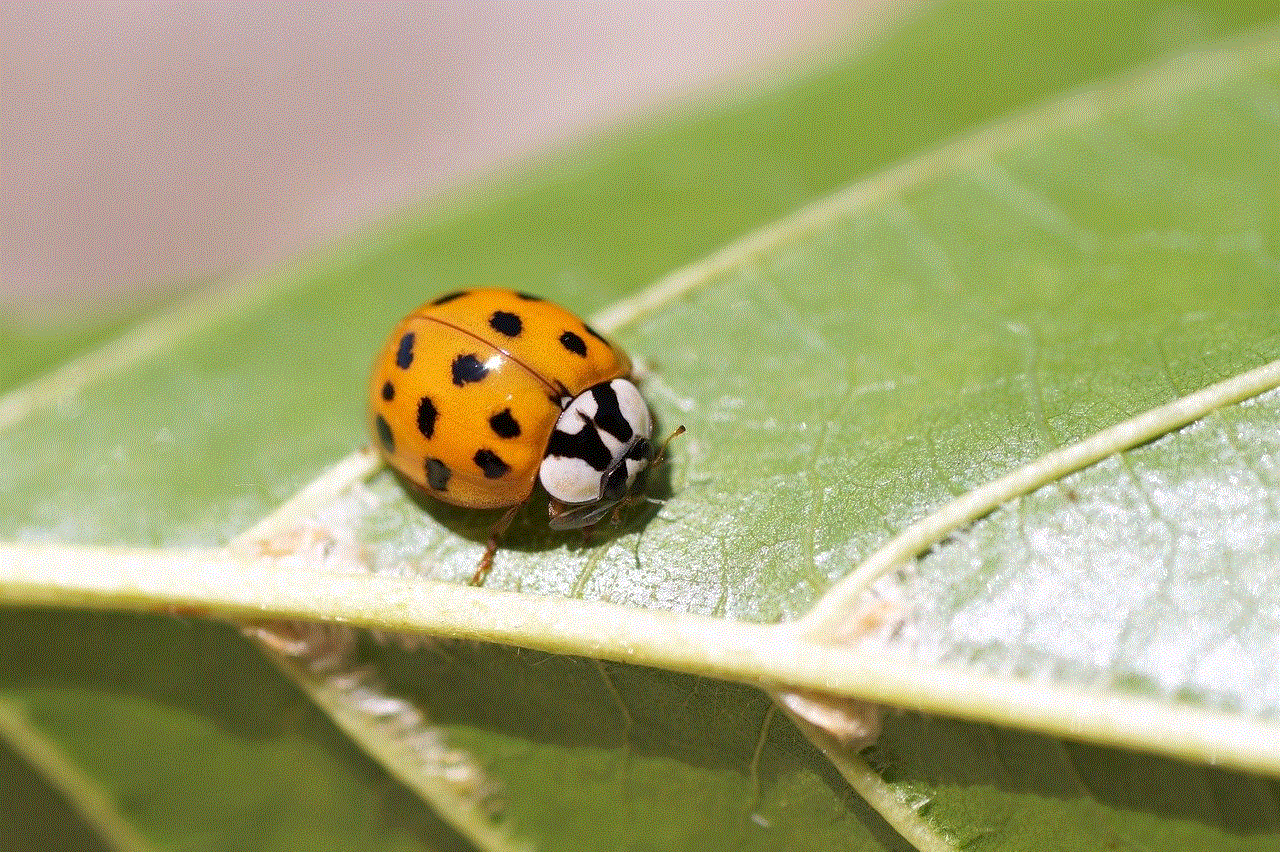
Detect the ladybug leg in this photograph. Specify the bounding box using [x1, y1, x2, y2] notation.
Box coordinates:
[471, 503, 521, 586]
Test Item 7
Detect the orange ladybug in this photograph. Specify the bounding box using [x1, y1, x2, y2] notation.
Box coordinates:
[369, 289, 673, 582]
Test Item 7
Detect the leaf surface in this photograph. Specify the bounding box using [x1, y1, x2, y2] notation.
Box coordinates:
[3, 3, 1280, 850]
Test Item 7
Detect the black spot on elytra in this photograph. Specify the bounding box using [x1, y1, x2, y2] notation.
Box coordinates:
[451, 353, 488, 386]
[431, 291, 468, 305]
[426, 458, 451, 491]
[516, 292, 542, 301]
[590, 382, 633, 442]
[417, 396, 438, 439]
[489, 310, 523, 337]
[375, 415, 394, 454]
[547, 422, 612, 471]
[488, 408, 521, 438]
[474, 449, 510, 479]
[582, 323, 610, 348]
[559, 330, 587, 357]
[381, 381, 395, 401]
[395, 333, 415, 368]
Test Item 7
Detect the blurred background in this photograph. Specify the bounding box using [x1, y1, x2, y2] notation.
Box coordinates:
[2, 1, 882, 322]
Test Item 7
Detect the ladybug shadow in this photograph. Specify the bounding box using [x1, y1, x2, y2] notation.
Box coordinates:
[395, 454, 678, 566]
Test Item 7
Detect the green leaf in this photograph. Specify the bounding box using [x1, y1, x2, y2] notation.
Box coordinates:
[0, 610, 469, 852]
[4, 3, 1280, 850]
[0, 725, 113, 852]
[0, 316, 147, 395]
[903, 390, 1280, 716]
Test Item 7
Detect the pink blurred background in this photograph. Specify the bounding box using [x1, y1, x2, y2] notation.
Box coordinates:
[2, 2, 878, 322]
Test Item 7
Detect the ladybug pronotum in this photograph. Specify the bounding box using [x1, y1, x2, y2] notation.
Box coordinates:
[369, 288, 677, 583]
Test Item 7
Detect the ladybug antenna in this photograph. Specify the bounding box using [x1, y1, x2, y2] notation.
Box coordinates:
[651, 425, 686, 468]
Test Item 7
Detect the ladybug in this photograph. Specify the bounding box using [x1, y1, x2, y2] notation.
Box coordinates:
[369, 288, 679, 583]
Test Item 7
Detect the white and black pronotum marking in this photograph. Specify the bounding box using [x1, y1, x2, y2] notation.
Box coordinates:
[539, 378, 652, 529]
